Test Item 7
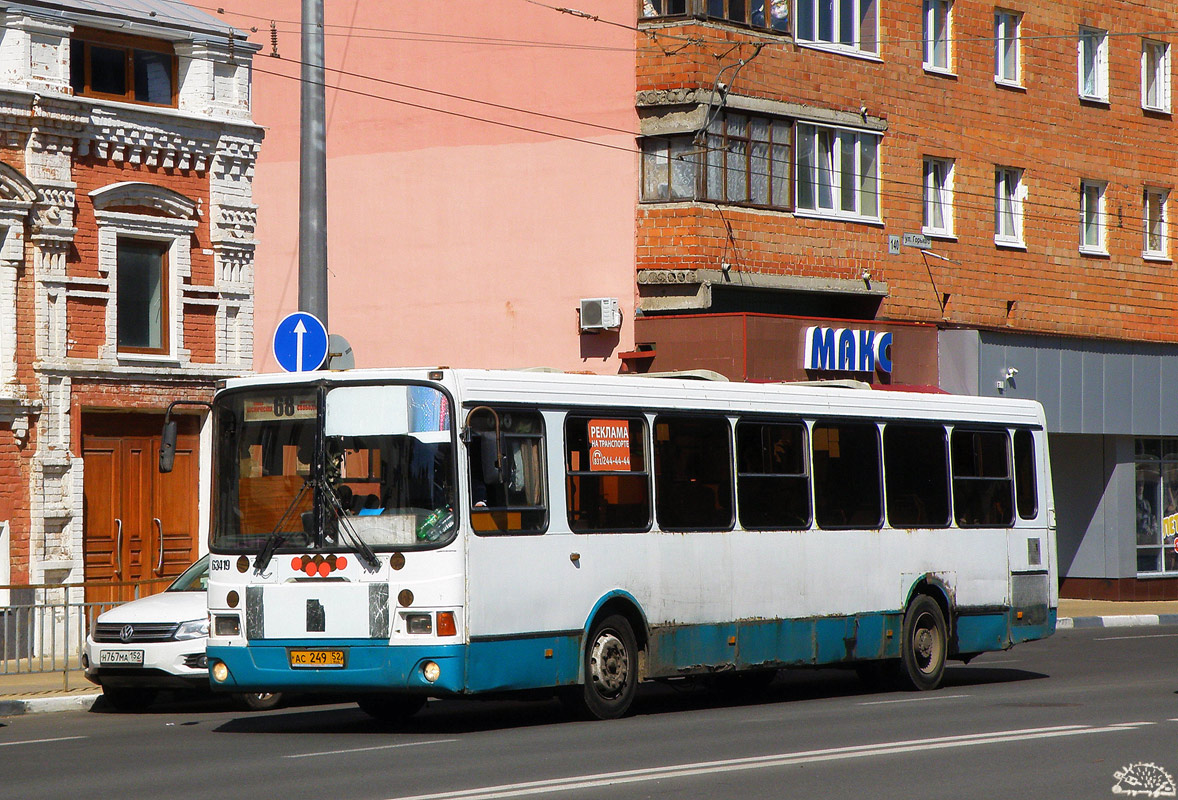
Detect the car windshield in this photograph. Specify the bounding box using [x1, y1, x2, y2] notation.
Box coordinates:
[212, 383, 456, 553]
[166, 555, 209, 592]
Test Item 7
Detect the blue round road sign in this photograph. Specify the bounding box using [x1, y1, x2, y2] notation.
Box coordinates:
[273, 312, 329, 373]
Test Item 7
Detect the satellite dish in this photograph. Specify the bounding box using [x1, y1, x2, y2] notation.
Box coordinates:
[327, 334, 354, 370]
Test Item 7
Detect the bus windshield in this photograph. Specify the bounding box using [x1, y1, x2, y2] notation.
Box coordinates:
[212, 383, 456, 554]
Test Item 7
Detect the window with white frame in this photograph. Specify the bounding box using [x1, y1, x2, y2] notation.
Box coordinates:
[994, 166, 1024, 246]
[795, 0, 878, 56]
[994, 10, 1020, 85]
[1142, 39, 1171, 112]
[1145, 187, 1169, 258]
[116, 239, 169, 353]
[796, 123, 880, 220]
[641, 0, 790, 32]
[923, 156, 954, 236]
[923, 0, 952, 72]
[1080, 179, 1107, 253]
[1078, 26, 1108, 101]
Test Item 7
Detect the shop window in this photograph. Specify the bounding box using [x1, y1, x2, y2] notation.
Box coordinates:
[116, 238, 169, 354]
[566, 416, 651, 532]
[465, 408, 547, 534]
[1134, 438, 1178, 575]
[640, 0, 790, 32]
[951, 429, 1013, 527]
[654, 416, 734, 531]
[70, 27, 176, 107]
[884, 424, 950, 528]
[736, 421, 810, 530]
[812, 421, 882, 529]
[641, 113, 792, 210]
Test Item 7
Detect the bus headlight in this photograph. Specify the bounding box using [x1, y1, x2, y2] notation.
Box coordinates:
[422, 661, 441, 683]
[211, 661, 230, 683]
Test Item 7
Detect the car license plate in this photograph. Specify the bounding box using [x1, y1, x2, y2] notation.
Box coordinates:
[99, 650, 144, 666]
[289, 649, 346, 668]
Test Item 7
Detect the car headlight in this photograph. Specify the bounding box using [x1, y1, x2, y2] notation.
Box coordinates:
[175, 617, 210, 641]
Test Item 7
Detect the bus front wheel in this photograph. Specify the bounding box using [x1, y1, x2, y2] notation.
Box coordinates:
[573, 614, 639, 720]
[357, 694, 426, 724]
[899, 595, 947, 691]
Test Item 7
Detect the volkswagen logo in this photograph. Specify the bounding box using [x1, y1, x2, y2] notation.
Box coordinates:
[119, 624, 134, 643]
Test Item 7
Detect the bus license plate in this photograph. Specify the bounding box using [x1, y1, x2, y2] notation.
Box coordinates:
[99, 650, 144, 666]
[289, 649, 346, 669]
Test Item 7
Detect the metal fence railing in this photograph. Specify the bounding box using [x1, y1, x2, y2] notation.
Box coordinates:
[0, 578, 172, 684]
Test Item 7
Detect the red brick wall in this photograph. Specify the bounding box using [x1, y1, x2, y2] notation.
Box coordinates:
[184, 304, 217, 363]
[637, 1, 1178, 342]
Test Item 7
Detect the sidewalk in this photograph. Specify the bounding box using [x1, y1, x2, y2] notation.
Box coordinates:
[2, 599, 1177, 717]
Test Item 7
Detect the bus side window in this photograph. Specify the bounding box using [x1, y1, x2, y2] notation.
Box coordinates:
[1013, 429, 1038, 520]
[951, 429, 1014, 527]
[565, 416, 651, 532]
[466, 409, 547, 535]
[812, 421, 882, 530]
[735, 420, 810, 530]
[883, 423, 951, 528]
[653, 415, 734, 531]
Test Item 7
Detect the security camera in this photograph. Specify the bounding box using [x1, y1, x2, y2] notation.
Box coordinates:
[1005, 367, 1018, 379]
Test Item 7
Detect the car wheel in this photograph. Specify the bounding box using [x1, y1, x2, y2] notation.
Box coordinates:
[102, 687, 158, 712]
[234, 692, 284, 711]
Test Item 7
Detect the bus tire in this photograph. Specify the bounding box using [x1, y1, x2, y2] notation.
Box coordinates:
[899, 595, 947, 691]
[234, 691, 284, 711]
[575, 614, 639, 720]
[357, 694, 426, 724]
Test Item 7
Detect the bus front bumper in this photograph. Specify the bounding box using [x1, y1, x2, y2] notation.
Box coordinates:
[207, 641, 467, 695]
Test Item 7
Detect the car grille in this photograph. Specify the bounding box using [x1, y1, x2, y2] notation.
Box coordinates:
[92, 622, 180, 643]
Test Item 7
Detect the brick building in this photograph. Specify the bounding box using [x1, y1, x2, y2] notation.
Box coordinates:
[0, 1, 260, 599]
[632, 0, 1178, 598]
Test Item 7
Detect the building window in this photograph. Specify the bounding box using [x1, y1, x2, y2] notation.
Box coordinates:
[994, 10, 1021, 85]
[1135, 439, 1178, 576]
[116, 239, 169, 353]
[1142, 39, 1171, 112]
[641, 113, 792, 210]
[994, 166, 1024, 246]
[1145, 187, 1169, 259]
[796, 123, 879, 220]
[69, 27, 176, 107]
[923, 156, 954, 236]
[1080, 179, 1107, 254]
[641, 0, 790, 31]
[795, 0, 878, 56]
[1078, 26, 1108, 102]
[923, 0, 952, 72]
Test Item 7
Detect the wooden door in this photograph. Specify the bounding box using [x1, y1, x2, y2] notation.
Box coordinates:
[82, 414, 199, 603]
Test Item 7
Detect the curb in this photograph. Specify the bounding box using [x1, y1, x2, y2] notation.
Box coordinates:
[0, 693, 100, 717]
[1056, 614, 1178, 630]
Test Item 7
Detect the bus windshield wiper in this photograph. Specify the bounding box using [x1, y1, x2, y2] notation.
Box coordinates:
[253, 478, 312, 572]
[323, 482, 382, 571]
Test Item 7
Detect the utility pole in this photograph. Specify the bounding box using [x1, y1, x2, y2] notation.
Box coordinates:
[298, 0, 328, 329]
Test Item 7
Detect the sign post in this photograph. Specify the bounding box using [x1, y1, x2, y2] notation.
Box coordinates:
[273, 312, 329, 373]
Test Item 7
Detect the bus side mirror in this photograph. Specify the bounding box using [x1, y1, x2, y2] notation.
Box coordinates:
[479, 431, 505, 486]
[159, 420, 177, 473]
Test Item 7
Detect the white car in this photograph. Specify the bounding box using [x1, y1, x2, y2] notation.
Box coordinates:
[83, 555, 281, 712]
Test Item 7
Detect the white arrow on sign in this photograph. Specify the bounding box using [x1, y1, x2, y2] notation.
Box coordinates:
[293, 319, 306, 372]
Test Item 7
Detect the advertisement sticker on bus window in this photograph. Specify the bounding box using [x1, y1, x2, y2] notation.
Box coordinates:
[244, 394, 317, 423]
[588, 419, 631, 472]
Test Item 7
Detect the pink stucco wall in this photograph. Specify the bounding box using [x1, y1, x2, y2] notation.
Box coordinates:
[224, 2, 639, 373]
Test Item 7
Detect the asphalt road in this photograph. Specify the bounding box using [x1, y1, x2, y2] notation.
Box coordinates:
[3, 625, 1177, 800]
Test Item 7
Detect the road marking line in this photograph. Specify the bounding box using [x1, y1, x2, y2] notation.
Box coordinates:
[857, 694, 969, 706]
[0, 736, 87, 748]
[1094, 633, 1178, 642]
[381, 723, 1142, 800]
[285, 738, 457, 759]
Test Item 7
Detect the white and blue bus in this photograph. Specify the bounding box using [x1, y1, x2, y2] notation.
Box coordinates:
[195, 367, 1056, 720]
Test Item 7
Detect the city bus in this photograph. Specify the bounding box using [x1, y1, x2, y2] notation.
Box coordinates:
[192, 367, 1056, 721]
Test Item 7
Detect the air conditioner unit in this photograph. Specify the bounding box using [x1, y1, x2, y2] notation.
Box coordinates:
[579, 297, 621, 332]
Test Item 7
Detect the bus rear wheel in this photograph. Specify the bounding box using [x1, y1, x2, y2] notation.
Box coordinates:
[899, 595, 947, 691]
[357, 695, 426, 724]
[571, 614, 638, 720]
